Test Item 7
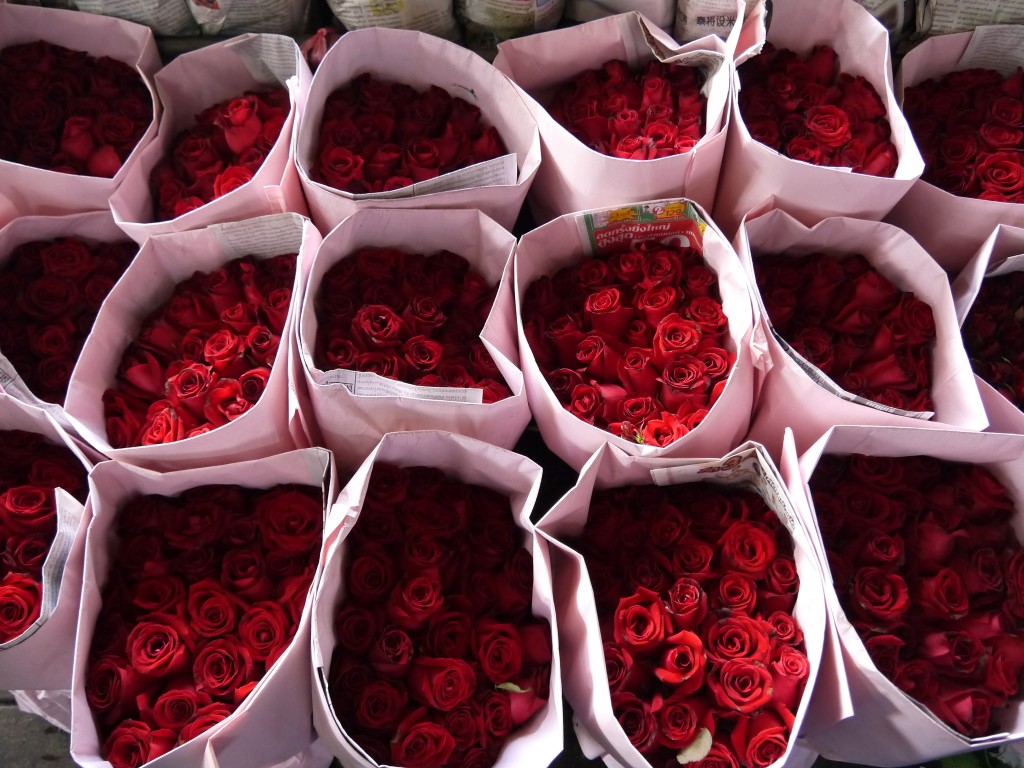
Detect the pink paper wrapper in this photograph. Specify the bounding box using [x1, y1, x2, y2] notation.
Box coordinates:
[294, 26, 541, 234]
[739, 208, 987, 460]
[535, 440, 827, 768]
[885, 28, 1024, 272]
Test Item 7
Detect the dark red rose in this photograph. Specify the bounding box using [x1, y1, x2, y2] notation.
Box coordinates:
[613, 586, 669, 653]
[407, 656, 476, 711]
[730, 708, 792, 768]
[612, 692, 658, 755]
[101, 720, 176, 768]
[125, 613, 193, 679]
[0, 572, 41, 642]
[391, 709, 457, 768]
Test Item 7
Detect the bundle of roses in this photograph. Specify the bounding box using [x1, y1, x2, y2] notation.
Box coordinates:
[903, 66, 1024, 203]
[712, 0, 923, 237]
[83, 481, 325, 768]
[521, 239, 735, 446]
[961, 269, 1024, 412]
[296, 27, 541, 234]
[545, 58, 707, 160]
[535, 442, 823, 768]
[0, 39, 153, 179]
[71, 449, 333, 768]
[884, 32, 1024, 270]
[754, 250, 937, 413]
[492, 14, 731, 222]
[0, 235, 136, 405]
[738, 210, 985, 459]
[313, 245, 512, 400]
[99, 250, 298, 448]
[736, 43, 897, 177]
[808, 451, 1024, 738]
[0, 427, 88, 644]
[149, 88, 290, 221]
[572, 481, 809, 768]
[310, 72, 508, 195]
[322, 461, 552, 768]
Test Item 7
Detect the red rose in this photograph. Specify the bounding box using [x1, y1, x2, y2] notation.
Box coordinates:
[0, 572, 41, 642]
[102, 720, 176, 768]
[0, 485, 55, 535]
[612, 692, 658, 755]
[849, 566, 910, 624]
[145, 684, 212, 732]
[407, 656, 476, 711]
[718, 521, 777, 579]
[653, 629, 706, 693]
[730, 708, 792, 768]
[193, 635, 257, 698]
[666, 576, 708, 630]
[771, 645, 811, 711]
[178, 702, 234, 741]
[613, 586, 669, 653]
[709, 658, 775, 713]
[367, 626, 415, 678]
[655, 690, 715, 751]
[355, 679, 409, 731]
[805, 105, 853, 148]
[238, 601, 291, 664]
[391, 709, 457, 768]
[125, 613, 193, 678]
[705, 615, 773, 664]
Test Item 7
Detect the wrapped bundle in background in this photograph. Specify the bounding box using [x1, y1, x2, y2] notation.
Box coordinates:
[711, 0, 923, 237]
[108, 34, 311, 244]
[294, 26, 541, 234]
[0, 394, 94, 732]
[885, 26, 1024, 271]
[739, 208, 986, 459]
[493, 13, 731, 224]
[0, 4, 160, 218]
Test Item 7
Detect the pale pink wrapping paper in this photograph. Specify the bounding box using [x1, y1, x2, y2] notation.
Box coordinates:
[294, 26, 541, 234]
[515, 198, 762, 472]
[0, 210, 135, 436]
[711, 0, 923, 238]
[789, 425, 1024, 766]
[739, 209, 987, 460]
[949, 224, 1024, 433]
[70, 448, 336, 768]
[492, 13, 731, 224]
[885, 30, 1024, 272]
[535, 440, 826, 768]
[64, 213, 322, 471]
[0, 4, 161, 217]
[0, 395, 93, 707]
[295, 208, 531, 472]
[108, 34, 312, 245]
[310, 430, 564, 768]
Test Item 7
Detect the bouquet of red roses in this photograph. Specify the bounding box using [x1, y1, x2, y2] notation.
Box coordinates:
[789, 426, 1024, 765]
[0, 225, 135, 405]
[311, 431, 562, 768]
[960, 268, 1024, 412]
[73, 449, 333, 768]
[310, 73, 508, 194]
[297, 207, 531, 470]
[313, 246, 511, 400]
[492, 14, 731, 221]
[903, 66, 1024, 203]
[536, 442, 824, 768]
[739, 210, 986, 459]
[755, 249, 936, 412]
[296, 27, 541, 234]
[109, 34, 311, 245]
[0, 40, 153, 179]
[0, 428, 88, 644]
[515, 199, 757, 470]
[737, 43, 897, 177]
[149, 88, 290, 221]
[885, 31, 1024, 270]
[100, 250, 298, 448]
[65, 214, 319, 468]
[546, 58, 707, 160]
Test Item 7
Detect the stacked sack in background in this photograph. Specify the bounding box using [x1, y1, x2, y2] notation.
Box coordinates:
[1, 0, 1024, 767]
